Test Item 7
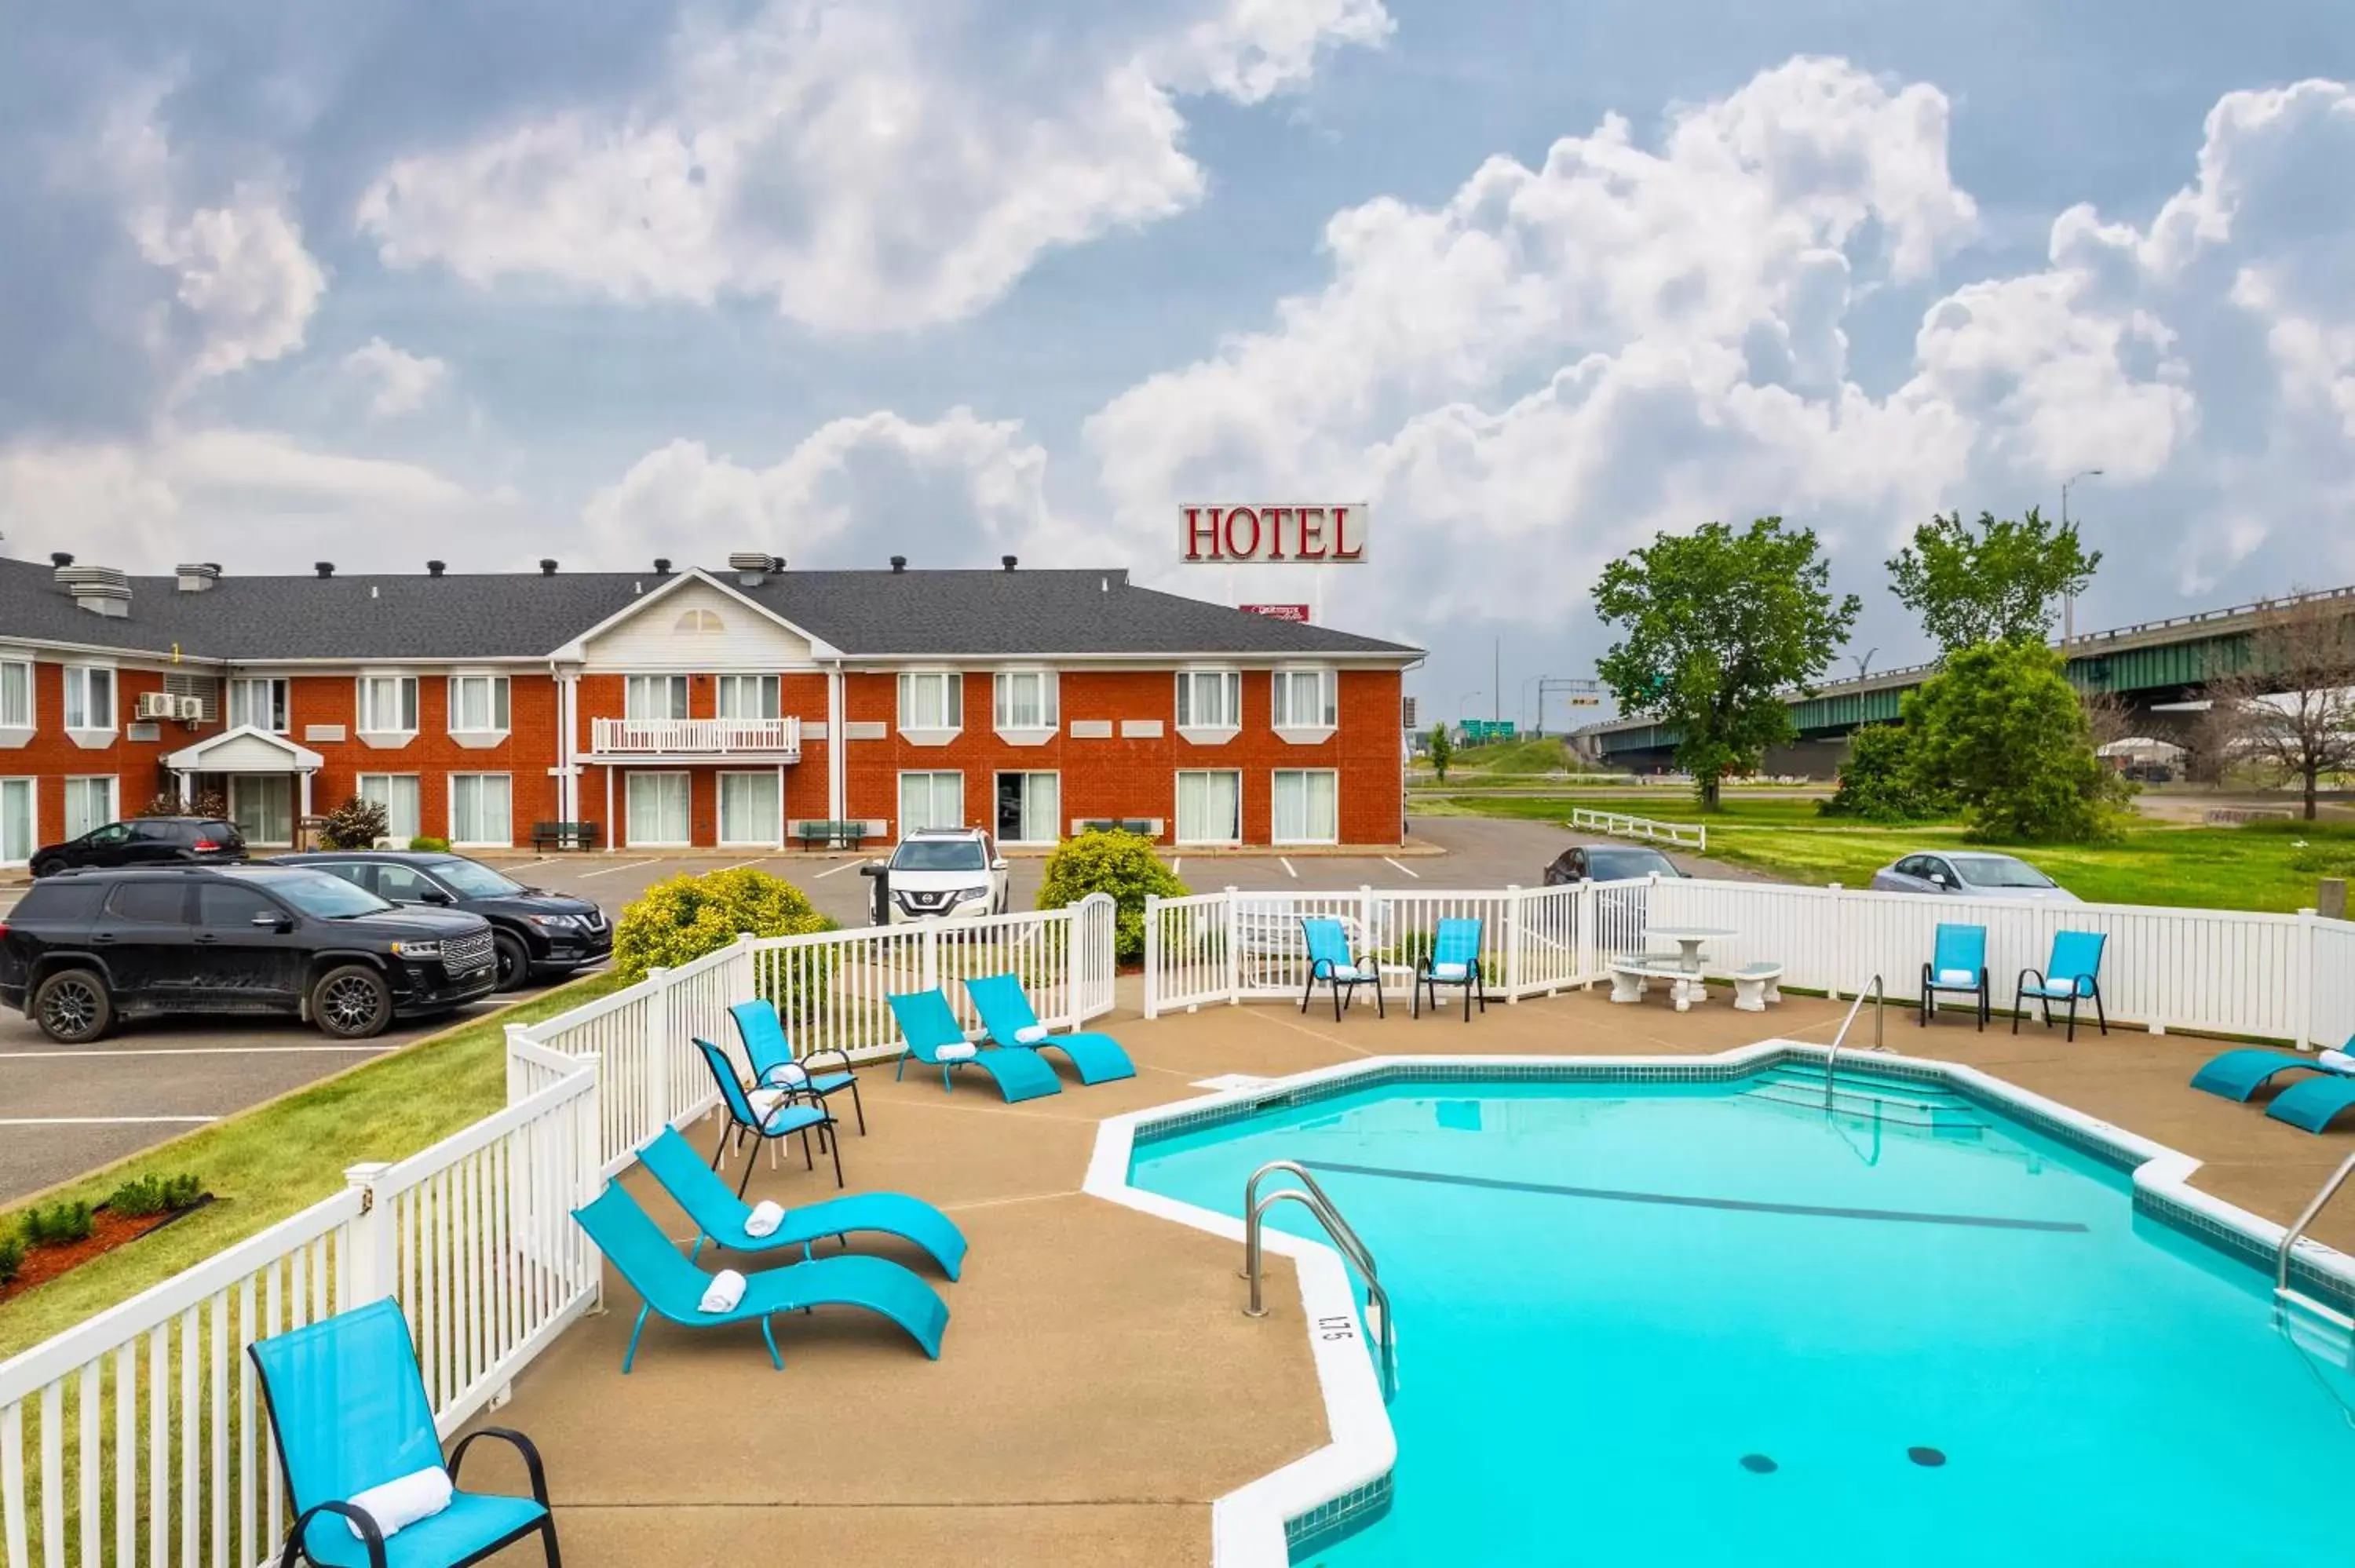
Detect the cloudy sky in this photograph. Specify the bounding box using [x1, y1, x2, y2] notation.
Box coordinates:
[3, 0, 2351, 721]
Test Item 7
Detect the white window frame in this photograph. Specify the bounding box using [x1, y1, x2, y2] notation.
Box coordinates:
[717, 771, 783, 848]
[1175, 769, 1243, 846]
[62, 664, 117, 743]
[625, 771, 694, 848]
[625, 674, 691, 721]
[991, 669, 1058, 743]
[1272, 667, 1338, 743]
[714, 674, 781, 720]
[448, 772, 514, 848]
[898, 771, 964, 834]
[896, 670, 963, 746]
[64, 775, 119, 841]
[1271, 768, 1340, 845]
[1, 655, 36, 738]
[993, 771, 1061, 846]
[356, 673, 420, 747]
[447, 673, 512, 747]
[228, 677, 290, 734]
[0, 777, 36, 866]
[1175, 668, 1242, 744]
[357, 773, 422, 846]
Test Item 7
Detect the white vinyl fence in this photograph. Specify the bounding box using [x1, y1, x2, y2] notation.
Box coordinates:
[1145, 877, 2355, 1049]
[1569, 807, 1708, 852]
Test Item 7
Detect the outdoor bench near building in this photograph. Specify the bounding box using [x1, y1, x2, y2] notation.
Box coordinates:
[0, 551, 1418, 862]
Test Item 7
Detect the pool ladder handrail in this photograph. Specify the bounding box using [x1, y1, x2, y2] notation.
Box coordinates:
[2274, 1149, 2355, 1333]
[1241, 1161, 1397, 1399]
[1823, 973, 1887, 1106]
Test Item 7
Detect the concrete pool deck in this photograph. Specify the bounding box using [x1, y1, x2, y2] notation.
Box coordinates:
[471, 983, 2355, 1566]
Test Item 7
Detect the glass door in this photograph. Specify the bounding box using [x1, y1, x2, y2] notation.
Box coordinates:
[229, 775, 294, 846]
[717, 772, 780, 845]
[626, 771, 692, 846]
[0, 779, 31, 865]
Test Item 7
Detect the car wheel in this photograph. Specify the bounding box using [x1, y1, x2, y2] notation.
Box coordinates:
[492, 932, 531, 993]
[31, 968, 112, 1044]
[312, 965, 393, 1040]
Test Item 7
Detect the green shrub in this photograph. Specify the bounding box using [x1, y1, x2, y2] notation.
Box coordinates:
[1904, 640, 2129, 843]
[107, 1172, 204, 1218]
[1820, 724, 1952, 822]
[1036, 830, 1189, 965]
[319, 795, 391, 849]
[408, 834, 451, 852]
[0, 1235, 23, 1287]
[20, 1201, 94, 1247]
[612, 866, 836, 983]
[137, 789, 228, 819]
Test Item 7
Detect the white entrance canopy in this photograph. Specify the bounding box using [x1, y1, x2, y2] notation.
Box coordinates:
[163, 724, 325, 775]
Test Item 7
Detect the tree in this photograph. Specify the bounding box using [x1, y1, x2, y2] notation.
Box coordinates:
[1903, 640, 2127, 842]
[2200, 597, 2355, 820]
[1819, 724, 1952, 822]
[1593, 517, 1860, 810]
[1886, 508, 2100, 652]
[1427, 723, 1453, 783]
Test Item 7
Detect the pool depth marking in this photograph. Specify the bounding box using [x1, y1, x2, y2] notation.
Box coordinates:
[1298, 1159, 2089, 1234]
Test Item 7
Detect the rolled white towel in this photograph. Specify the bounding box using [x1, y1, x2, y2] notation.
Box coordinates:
[1431, 961, 1469, 981]
[2320, 1048, 2355, 1075]
[1013, 1023, 1049, 1045]
[345, 1466, 453, 1541]
[747, 1088, 797, 1122]
[935, 1041, 978, 1062]
[743, 1199, 786, 1238]
[1935, 968, 1977, 986]
[763, 1062, 809, 1088]
[699, 1268, 747, 1313]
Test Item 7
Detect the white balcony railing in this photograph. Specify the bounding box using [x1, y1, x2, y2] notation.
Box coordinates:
[590, 715, 801, 757]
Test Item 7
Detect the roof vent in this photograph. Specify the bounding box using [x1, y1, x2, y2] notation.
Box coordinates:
[539, 558, 558, 576]
[426, 560, 447, 578]
[889, 555, 907, 574]
[652, 556, 673, 576]
[315, 562, 334, 578]
[729, 550, 782, 587]
[49, 551, 75, 570]
[1001, 555, 1017, 572]
[174, 562, 220, 593]
[55, 563, 132, 617]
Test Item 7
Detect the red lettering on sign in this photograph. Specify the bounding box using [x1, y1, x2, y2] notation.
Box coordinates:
[1185, 507, 1223, 561]
[1331, 505, 1364, 560]
[1295, 506, 1327, 560]
[1223, 506, 1262, 560]
[1261, 506, 1293, 560]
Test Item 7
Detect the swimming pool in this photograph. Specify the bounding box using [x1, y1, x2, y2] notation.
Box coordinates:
[1126, 1058, 2355, 1566]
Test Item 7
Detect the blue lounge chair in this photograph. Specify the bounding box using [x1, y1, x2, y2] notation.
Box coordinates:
[247, 1297, 558, 1568]
[2012, 930, 2108, 1040]
[886, 988, 1062, 1103]
[1920, 923, 1989, 1030]
[635, 1125, 967, 1279]
[572, 1182, 948, 1373]
[1301, 916, 1383, 1020]
[965, 972, 1136, 1084]
[729, 998, 865, 1134]
[2191, 1037, 2355, 1133]
[696, 1037, 842, 1193]
[1415, 917, 1486, 1021]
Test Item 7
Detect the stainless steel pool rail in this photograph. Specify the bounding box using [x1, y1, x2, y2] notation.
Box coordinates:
[2275, 1150, 2355, 1333]
[1242, 1161, 1397, 1399]
[1822, 973, 1887, 1106]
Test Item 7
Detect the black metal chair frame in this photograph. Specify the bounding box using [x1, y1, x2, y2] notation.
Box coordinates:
[1918, 963, 1989, 1030]
[1301, 954, 1386, 1020]
[2011, 968, 2108, 1041]
[696, 1039, 844, 1194]
[1414, 957, 1488, 1022]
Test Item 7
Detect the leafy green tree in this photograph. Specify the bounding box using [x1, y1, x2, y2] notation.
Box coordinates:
[1819, 724, 1952, 822]
[1036, 829, 1188, 964]
[1886, 508, 2101, 652]
[1593, 518, 1860, 810]
[1902, 640, 2127, 842]
[1427, 723, 1454, 783]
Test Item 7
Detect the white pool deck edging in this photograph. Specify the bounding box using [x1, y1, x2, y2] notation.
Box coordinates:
[1085, 1039, 2355, 1567]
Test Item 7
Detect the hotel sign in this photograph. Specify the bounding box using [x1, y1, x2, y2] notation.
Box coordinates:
[1182, 504, 1367, 563]
[1240, 603, 1312, 622]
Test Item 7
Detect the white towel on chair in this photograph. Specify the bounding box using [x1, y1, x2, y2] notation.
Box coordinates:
[935, 1041, 978, 1062]
[344, 1466, 452, 1541]
[1935, 968, 1977, 987]
[763, 1061, 809, 1087]
[699, 1269, 747, 1313]
[747, 1087, 791, 1120]
[744, 1200, 786, 1238]
[1431, 961, 1469, 981]
[2321, 1048, 2355, 1075]
[1013, 1023, 1049, 1045]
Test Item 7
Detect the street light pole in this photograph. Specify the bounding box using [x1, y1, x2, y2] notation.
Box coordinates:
[2060, 469, 2103, 645]
[1458, 689, 1483, 723]
[1851, 648, 1878, 684]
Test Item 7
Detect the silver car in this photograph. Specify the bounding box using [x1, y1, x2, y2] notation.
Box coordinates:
[1870, 851, 2079, 903]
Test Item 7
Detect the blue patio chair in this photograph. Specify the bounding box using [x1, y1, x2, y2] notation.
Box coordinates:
[1919, 923, 1989, 1030]
[2191, 1035, 2355, 1134]
[885, 988, 1062, 1102]
[964, 972, 1136, 1084]
[572, 1182, 948, 1373]
[695, 1037, 842, 1194]
[635, 1125, 968, 1279]
[1300, 916, 1384, 1020]
[247, 1297, 558, 1568]
[728, 998, 865, 1134]
[1414, 917, 1487, 1022]
[2012, 930, 2108, 1040]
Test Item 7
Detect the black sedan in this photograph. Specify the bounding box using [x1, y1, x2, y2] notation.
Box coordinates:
[277, 851, 611, 990]
[1543, 844, 1689, 885]
[31, 816, 246, 878]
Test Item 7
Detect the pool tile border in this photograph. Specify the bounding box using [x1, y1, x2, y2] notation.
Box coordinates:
[1086, 1043, 2355, 1566]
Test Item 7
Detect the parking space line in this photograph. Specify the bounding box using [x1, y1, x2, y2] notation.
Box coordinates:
[572, 858, 658, 879]
[1279, 857, 1298, 879]
[1383, 857, 1422, 879]
[812, 859, 866, 878]
[0, 1116, 221, 1126]
[1171, 858, 1182, 875]
[0, 1045, 391, 1061]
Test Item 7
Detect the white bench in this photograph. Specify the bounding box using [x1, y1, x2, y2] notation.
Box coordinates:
[1608, 956, 1709, 1012]
[1724, 961, 1784, 1013]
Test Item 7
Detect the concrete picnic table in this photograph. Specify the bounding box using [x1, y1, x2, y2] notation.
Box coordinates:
[1644, 925, 1736, 972]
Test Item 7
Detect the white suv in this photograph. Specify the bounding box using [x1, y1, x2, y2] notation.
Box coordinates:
[876, 828, 1009, 923]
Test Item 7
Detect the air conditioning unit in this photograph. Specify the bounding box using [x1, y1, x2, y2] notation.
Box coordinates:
[136, 691, 177, 720]
[174, 695, 207, 722]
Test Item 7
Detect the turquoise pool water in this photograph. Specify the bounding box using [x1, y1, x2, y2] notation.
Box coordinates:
[1129, 1066, 2355, 1566]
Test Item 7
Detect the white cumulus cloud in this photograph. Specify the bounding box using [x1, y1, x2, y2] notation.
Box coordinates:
[340, 337, 451, 420]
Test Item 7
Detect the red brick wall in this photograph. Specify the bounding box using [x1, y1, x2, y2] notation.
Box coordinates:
[287, 673, 558, 845]
[9, 662, 184, 841]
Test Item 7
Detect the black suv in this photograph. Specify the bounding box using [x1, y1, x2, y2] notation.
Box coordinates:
[277, 851, 611, 990]
[0, 866, 498, 1044]
[31, 817, 246, 878]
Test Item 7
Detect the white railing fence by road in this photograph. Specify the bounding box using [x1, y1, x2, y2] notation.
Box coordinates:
[1569, 807, 1707, 853]
[0, 1064, 599, 1568]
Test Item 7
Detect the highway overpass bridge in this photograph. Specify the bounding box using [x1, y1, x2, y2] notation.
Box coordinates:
[1575, 582, 2355, 774]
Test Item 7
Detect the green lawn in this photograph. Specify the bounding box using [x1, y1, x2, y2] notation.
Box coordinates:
[0, 972, 624, 1361]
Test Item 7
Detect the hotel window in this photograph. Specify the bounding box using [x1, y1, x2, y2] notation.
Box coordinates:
[626, 773, 692, 846]
[718, 772, 783, 845]
[450, 774, 513, 847]
[0, 659, 31, 728]
[357, 674, 418, 734]
[714, 674, 780, 719]
[1272, 769, 1339, 844]
[992, 670, 1057, 731]
[1272, 669, 1337, 731]
[1175, 669, 1241, 731]
[0, 779, 33, 865]
[625, 674, 690, 720]
[995, 771, 1060, 844]
[899, 771, 964, 833]
[357, 774, 422, 844]
[228, 677, 290, 732]
[64, 777, 118, 840]
[897, 671, 962, 731]
[1175, 770, 1242, 844]
[63, 667, 115, 731]
[674, 608, 725, 633]
[448, 674, 511, 734]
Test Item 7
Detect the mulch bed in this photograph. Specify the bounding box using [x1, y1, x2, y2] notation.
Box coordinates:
[0, 1196, 214, 1305]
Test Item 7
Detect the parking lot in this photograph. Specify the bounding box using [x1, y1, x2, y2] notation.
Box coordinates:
[0, 815, 1734, 1203]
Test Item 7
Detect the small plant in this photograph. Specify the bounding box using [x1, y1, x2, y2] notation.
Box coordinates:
[612, 866, 837, 983]
[1036, 829, 1188, 965]
[107, 1172, 204, 1218]
[20, 1201, 95, 1247]
[319, 795, 391, 850]
[1427, 723, 1454, 783]
[408, 834, 451, 852]
[0, 1235, 24, 1287]
[137, 789, 228, 819]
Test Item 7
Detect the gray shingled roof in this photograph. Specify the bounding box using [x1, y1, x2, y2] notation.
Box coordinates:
[0, 557, 1418, 662]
